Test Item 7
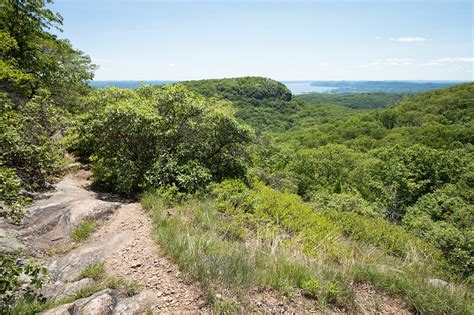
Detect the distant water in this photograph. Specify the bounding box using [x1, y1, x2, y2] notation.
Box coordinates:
[281, 81, 337, 95]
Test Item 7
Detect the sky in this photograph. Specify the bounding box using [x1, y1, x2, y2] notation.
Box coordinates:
[50, 0, 473, 81]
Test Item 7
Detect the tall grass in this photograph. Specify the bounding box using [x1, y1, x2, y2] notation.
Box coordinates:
[142, 192, 357, 311]
[142, 187, 473, 314]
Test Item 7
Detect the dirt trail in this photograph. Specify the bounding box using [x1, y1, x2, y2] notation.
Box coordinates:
[90, 202, 207, 313]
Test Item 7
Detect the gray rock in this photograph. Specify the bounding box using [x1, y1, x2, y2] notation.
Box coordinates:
[113, 290, 159, 314]
[0, 228, 27, 254]
[48, 231, 134, 282]
[41, 278, 96, 301]
[79, 289, 117, 314]
[427, 278, 449, 288]
[41, 289, 118, 315]
[18, 177, 121, 252]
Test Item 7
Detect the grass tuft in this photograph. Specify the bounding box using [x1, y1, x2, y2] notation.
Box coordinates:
[72, 220, 97, 242]
[79, 261, 106, 281]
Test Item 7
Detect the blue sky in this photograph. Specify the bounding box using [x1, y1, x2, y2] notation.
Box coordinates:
[50, 0, 473, 81]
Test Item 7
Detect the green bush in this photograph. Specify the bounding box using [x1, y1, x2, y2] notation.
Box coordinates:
[309, 191, 381, 218]
[288, 144, 364, 198]
[72, 85, 254, 196]
[1, 93, 68, 190]
[214, 180, 347, 259]
[0, 256, 47, 313]
[402, 185, 473, 276]
[373, 145, 465, 221]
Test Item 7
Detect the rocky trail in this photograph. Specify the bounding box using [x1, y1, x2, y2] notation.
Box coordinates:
[0, 168, 207, 314]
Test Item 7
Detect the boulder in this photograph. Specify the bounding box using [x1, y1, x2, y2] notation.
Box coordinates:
[113, 290, 159, 314]
[41, 289, 118, 315]
[427, 278, 449, 288]
[0, 228, 27, 254]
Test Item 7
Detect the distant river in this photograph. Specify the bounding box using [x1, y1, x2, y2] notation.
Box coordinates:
[281, 81, 337, 95]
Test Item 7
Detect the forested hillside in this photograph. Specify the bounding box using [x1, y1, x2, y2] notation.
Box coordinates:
[1, 1, 472, 313]
[176, 77, 474, 279]
[297, 92, 407, 109]
[182, 77, 301, 133]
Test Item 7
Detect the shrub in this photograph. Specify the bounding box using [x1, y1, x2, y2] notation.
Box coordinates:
[1, 93, 68, 192]
[214, 180, 346, 260]
[0, 256, 47, 313]
[288, 144, 364, 198]
[373, 144, 465, 221]
[402, 185, 473, 276]
[309, 191, 381, 218]
[0, 167, 29, 222]
[72, 85, 254, 196]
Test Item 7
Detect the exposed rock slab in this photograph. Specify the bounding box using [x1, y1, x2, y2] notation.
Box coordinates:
[4, 169, 207, 314]
[17, 176, 121, 253]
[41, 278, 96, 302]
[48, 231, 134, 282]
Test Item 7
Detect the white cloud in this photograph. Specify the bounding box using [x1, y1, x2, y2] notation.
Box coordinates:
[168, 63, 176, 67]
[421, 62, 442, 66]
[390, 37, 426, 43]
[428, 57, 474, 63]
[319, 62, 329, 66]
[385, 58, 414, 65]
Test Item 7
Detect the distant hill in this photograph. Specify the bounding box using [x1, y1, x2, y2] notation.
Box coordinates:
[179, 77, 297, 133]
[310, 81, 462, 93]
[181, 76, 292, 102]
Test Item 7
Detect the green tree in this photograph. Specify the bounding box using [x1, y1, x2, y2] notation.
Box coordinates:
[0, 0, 96, 108]
[73, 85, 254, 195]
